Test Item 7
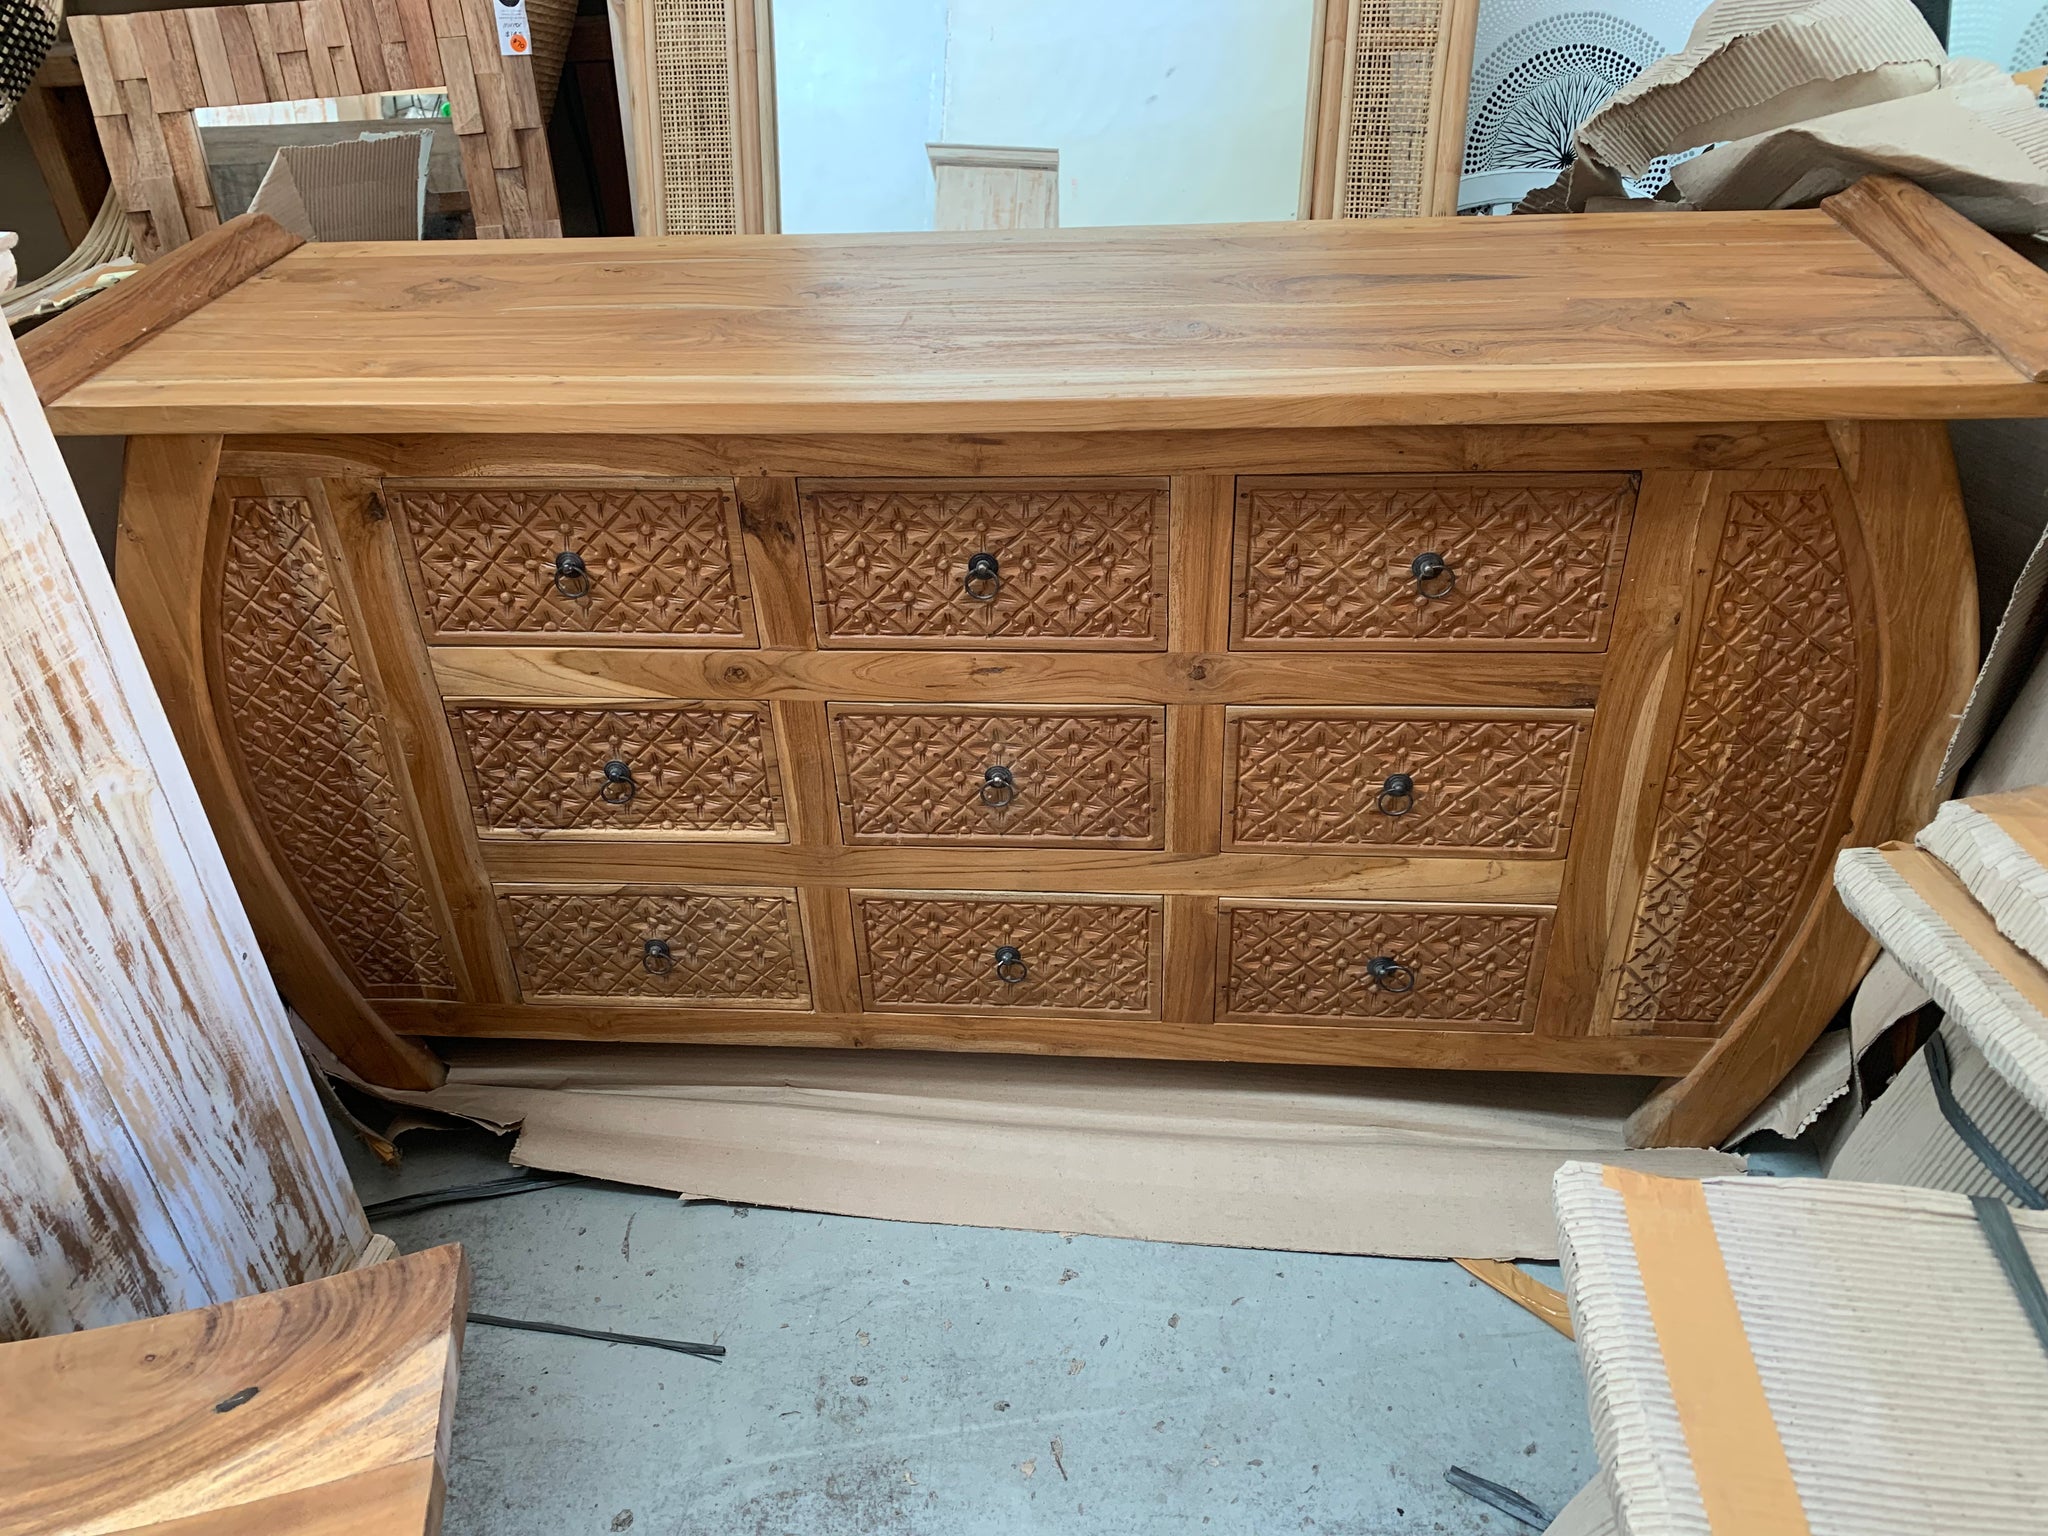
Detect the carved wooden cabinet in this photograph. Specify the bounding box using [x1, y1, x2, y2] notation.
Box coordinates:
[42, 180, 2048, 1143]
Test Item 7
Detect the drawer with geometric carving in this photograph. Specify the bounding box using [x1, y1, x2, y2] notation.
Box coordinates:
[387, 479, 757, 644]
[853, 892, 1162, 1015]
[1223, 709, 1591, 855]
[449, 705, 788, 838]
[1231, 474, 1636, 650]
[501, 888, 811, 1005]
[829, 706, 1167, 847]
[799, 479, 1169, 648]
[1217, 901, 1550, 1029]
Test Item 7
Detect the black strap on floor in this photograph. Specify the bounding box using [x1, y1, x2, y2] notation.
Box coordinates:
[1971, 1196, 2048, 1361]
[468, 1313, 725, 1361]
[1925, 1031, 2048, 1210]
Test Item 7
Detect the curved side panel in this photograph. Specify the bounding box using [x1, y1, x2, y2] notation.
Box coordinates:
[116, 439, 442, 1089]
[211, 489, 457, 1002]
[1630, 423, 1978, 1146]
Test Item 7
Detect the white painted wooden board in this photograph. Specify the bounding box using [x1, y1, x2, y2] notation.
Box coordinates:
[0, 284, 369, 1340]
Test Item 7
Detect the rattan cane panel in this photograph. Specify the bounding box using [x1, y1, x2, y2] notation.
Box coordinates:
[503, 888, 810, 1004]
[652, 0, 739, 235]
[1220, 902, 1547, 1028]
[855, 893, 1161, 1015]
[1338, 1, 1447, 220]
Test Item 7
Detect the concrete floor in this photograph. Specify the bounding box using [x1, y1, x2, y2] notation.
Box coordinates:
[348, 1122, 1604, 1535]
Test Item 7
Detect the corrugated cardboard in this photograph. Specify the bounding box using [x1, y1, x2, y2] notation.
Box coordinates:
[1921, 788, 2048, 967]
[1543, 1475, 1621, 1536]
[1831, 1021, 2048, 1196]
[1557, 1166, 2048, 1535]
[247, 132, 431, 242]
[318, 1035, 1740, 1260]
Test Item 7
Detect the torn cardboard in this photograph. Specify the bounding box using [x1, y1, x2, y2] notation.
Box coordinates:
[1832, 1021, 2048, 1198]
[248, 132, 431, 242]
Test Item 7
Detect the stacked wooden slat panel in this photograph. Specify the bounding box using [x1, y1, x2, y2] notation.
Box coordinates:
[70, 0, 560, 257]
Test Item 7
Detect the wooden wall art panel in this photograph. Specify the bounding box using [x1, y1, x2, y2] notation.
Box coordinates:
[1613, 486, 1867, 1034]
[451, 704, 785, 836]
[801, 481, 1169, 648]
[1232, 476, 1636, 649]
[831, 707, 1166, 848]
[68, 0, 562, 258]
[1219, 902, 1548, 1027]
[1225, 709, 1589, 854]
[503, 888, 810, 1003]
[215, 492, 458, 1001]
[854, 894, 1162, 1015]
[389, 481, 754, 643]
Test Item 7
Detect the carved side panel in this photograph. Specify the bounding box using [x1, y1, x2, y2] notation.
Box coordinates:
[1233, 476, 1636, 648]
[1219, 903, 1548, 1027]
[856, 895, 1160, 1014]
[833, 708, 1166, 846]
[451, 706, 785, 836]
[801, 482, 1168, 647]
[216, 494, 457, 1001]
[1614, 487, 1865, 1033]
[1226, 711, 1589, 853]
[388, 482, 755, 642]
[503, 890, 811, 1004]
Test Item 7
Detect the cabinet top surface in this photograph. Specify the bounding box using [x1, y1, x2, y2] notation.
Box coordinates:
[43, 209, 2048, 434]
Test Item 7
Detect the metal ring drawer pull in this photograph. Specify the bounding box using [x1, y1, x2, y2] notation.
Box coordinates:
[599, 759, 638, 807]
[553, 550, 592, 600]
[980, 764, 1017, 808]
[1409, 551, 1455, 601]
[964, 551, 1001, 602]
[993, 944, 1028, 984]
[1366, 955, 1415, 994]
[1376, 773, 1415, 817]
[642, 938, 674, 976]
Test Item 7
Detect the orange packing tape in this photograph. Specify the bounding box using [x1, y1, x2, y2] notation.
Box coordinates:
[1602, 1166, 1811, 1536]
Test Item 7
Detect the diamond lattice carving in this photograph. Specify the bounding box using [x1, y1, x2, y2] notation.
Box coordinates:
[217, 495, 456, 1000]
[1221, 905, 1546, 1024]
[1615, 489, 1863, 1031]
[835, 710, 1164, 845]
[1235, 479, 1635, 646]
[858, 897, 1157, 1013]
[1229, 714, 1586, 851]
[390, 484, 751, 640]
[452, 706, 783, 834]
[504, 890, 809, 1002]
[802, 485, 1166, 645]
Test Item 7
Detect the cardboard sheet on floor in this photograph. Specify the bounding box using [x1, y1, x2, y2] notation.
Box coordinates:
[318, 1035, 1740, 1261]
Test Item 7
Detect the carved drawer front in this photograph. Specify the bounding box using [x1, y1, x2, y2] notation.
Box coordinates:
[1225, 709, 1591, 854]
[450, 706, 786, 838]
[800, 479, 1169, 648]
[854, 893, 1162, 1015]
[1218, 902, 1550, 1029]
[1232, 474, 1635, 649]
[387, 480, 756, 643]
[502, 888, 811, 1005]
[830, 706, 1167, 847]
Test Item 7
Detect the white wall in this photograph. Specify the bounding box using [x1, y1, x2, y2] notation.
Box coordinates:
[775, 0, 1315, 232]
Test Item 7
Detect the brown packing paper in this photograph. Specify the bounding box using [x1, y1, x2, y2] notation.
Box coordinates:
[248, 132, 431, 243]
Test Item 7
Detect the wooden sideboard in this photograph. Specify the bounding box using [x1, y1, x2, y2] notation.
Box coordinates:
[30, 177, 2048, 1145]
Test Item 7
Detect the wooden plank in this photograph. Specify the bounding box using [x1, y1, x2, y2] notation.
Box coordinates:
[11, 85, 109, 247]
[798, 886, 862, 1016]
[215, 6, 273, 104]
[1629, 423, 1978, 1146]
[1163, 893, 1219, 1024]
[480, 843, 1564, 903]
[428, 644, 1604, 710]
[1825, 175, 2048, 383]
[1453, 1257, 1575, 1338]
[185, 10, 243, 104]
[734, 476, 814, 649]
[67, 18, 122, 115]
[733, 0, 780, 233]
[382, 998, 1714, 1074]
[20, 213, 303, 408]
[0, 325, 372, 1340]
[114, 437, 445, 1091]
[0, 1246, 464, 1530]
[1420, 0, 1480, 216]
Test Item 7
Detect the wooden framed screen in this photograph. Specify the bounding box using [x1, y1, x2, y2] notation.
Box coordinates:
[608, 0, 777, 235]
[1300, 0, 1479, 219]
[69, 1, 563, 258]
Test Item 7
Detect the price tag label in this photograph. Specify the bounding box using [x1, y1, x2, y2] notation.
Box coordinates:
[495, 0, 531, 57]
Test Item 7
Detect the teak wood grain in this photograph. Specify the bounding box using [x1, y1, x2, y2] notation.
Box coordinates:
[0, 1244, 466, 1536]
[39, 196, 2048, 437]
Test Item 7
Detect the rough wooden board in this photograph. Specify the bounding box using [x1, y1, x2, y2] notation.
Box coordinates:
[17, 213, 301, 406]
[1826, 174, 2048, 383]
[0, 1244, 467, 1536]
[38, 210, 2048, 435]
[0, 316, 370, 1341]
